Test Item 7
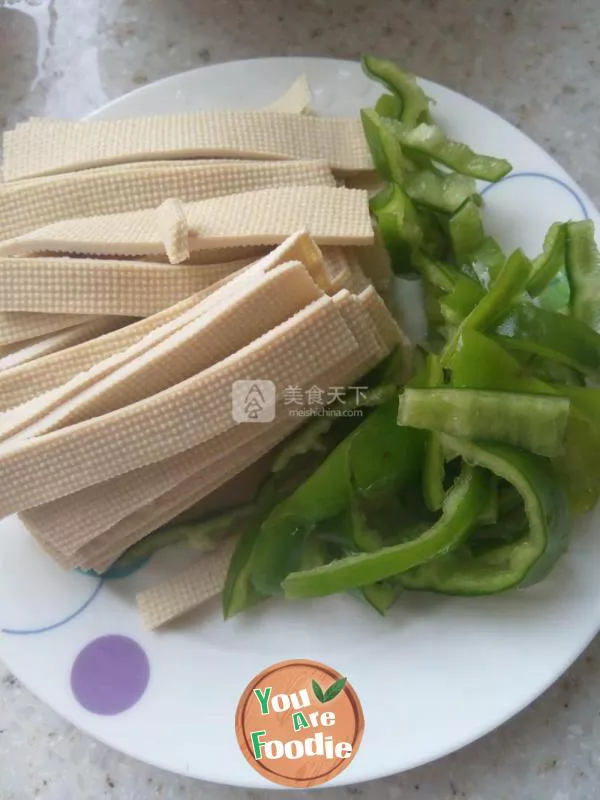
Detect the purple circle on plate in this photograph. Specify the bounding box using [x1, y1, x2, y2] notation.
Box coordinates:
[71, 635, 150, 715]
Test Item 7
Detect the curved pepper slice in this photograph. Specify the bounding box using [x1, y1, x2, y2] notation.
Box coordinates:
[565, 219, 600, 332]
[494, 303, 600, 379]
[421, 355, 445, 511]
[398, 387, 570, 458]
[400, 436, 570, 594]
[441, 248, 533, 365]
[447, 329, 600, 513]
[369, 183, 424, 274]
[449, 199, 485, 265]
[282, 466, 491, 599]
[405, 171, 479, 215]
[362, 55, 432, 128]
[528, 222, 567, 298]
[384, 119, 512, 182]
[250, 400, 425, 595]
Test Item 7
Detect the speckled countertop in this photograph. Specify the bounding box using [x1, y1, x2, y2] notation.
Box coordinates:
[1, 1, 600, 798]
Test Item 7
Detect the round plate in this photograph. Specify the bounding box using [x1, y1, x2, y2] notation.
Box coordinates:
[1, 58, 599, 789]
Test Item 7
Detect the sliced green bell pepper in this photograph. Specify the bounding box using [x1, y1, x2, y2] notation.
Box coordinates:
[449, 199, 485, 265]
[566, 219, 600, 332]
[421, 355, 446, 511]
[282, 466, 491, 598]
[441, 248, 533, 365]
[528, 222, 567, 297]
[494, 302, 600, 379]
[370, 183, 424, 275]
[398, 387, 570, 457]
[362, 55, 432, 128]
[250, 400, 425, 595]
[384, 119, 512, 182]
[411, 249, 461, 293]
[400, 437, 570, 594]
[405, 170, 479, 214]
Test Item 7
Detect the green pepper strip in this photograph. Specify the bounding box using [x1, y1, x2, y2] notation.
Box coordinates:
[370, 184, 424, 275]
[250, 400, 425, 595]
[566, 219, 600, 332]
[440, 274, 485, 325]
[449, 199, 485, 265]
[494, 302, 600, 379]
[375, 93, 403, 120]
[362, 55, 432, 128]
[383, 118, 512, 182]
[411, 249, 460, 293]
[422, 355, 445, 511]
[400, 437, 570, 594]
[441, 248, 533, 366]
[405, 170, 479, 215]
[398, 387, 570, 458]
[472, 236, 506, 287]
[282, 466, 491, 599]
[362, 579, 403, 615]
[528, 222, 567, 297]
[447, 329, 600, 513]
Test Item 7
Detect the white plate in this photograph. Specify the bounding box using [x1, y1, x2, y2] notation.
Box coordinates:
[1, 57, 599, 789]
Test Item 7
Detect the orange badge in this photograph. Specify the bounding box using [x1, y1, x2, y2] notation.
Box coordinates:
[235, 658, 364, 788]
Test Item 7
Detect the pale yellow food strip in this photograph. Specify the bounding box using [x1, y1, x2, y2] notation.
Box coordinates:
[263, 75, 312, 114]
[0, 187, 373, 260]
[0, 318, 129, 372]
[3, 112, 372, 180]
[2, 261, 322, 445]
[73, 294, 388, 571]
[0, 159, 333, 241]
[137, 537, 239, 629]
[355, 232, 395, 297]
[0, 255, 255, 316]
[0, 256, 312, 435]
[157, 198, 189, 264]
[20, 287, 389, 565]
[0, 296, 356, 516]
[358, 286, 406, 351]
[0, 311, 101, 347]
[79, 415, 301, 572]
[27, 406, 298, 568]
[0, 232, 324, 411]
[137, 538, 238, 630]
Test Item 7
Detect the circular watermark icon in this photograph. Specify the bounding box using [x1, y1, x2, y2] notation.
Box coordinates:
[235, 659, 364, 788]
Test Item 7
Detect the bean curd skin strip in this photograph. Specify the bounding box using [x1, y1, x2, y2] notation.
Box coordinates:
[0, 256, 255, 316]
[0, 187, 373, 260]
[0, 160, 335, 241]
[0, 232, 324, 412]
[3, 111, 373, 181]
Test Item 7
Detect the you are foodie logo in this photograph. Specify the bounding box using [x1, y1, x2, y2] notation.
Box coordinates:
[235, 659, 364, 788]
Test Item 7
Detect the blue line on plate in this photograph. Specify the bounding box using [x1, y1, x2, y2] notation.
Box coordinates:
[1, 578, 105, 636]
[481, 171, 589, 220]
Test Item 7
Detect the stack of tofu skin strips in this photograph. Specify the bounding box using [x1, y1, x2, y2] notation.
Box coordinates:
[0, 77, 406, 629]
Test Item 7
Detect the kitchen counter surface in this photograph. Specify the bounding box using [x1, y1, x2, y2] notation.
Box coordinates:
[1, 1, 600, 797]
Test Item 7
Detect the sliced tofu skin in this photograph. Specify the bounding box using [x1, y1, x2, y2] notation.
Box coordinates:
[3, 111, 372, 181]
[0, 159, 333, 241]
[0, 311, 102, 347]
[0, 255, 255, 316]
[0, 187, 373, 260]
[0, 295, 358, 517]
[0, 232, 324, 412]
[24, 287, 392, 571]
[0, 261, 323, 445]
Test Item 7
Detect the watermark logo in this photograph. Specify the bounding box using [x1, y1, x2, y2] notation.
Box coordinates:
[235, 659, 364, 788]
[232, 380, 276, 423]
